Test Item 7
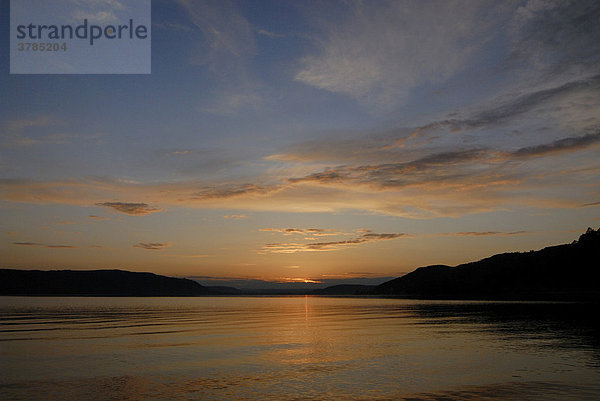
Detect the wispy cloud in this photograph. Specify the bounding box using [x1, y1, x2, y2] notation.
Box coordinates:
[5, 117, 49, 131]
[96, 202, 162, 216]
[508, 0, 600, 82]
[288, 149, 490, 188]
[261, 232, 409, 254]
[264, 132, 407, 163]
[72, 10, 119, 24]
[167, 150, 193, 156]
[157, 148, 239, 178]
[260, 228, 343, 236]
[133, 242, 171, 250]
[287, 131, 600, 192]
[257, 29, 284, 38]
[224, 214, 247, 219]
[152, 21, 192, 32]
[13, 241, 76, 249]
[1, 116, 73, 147]
[175, 0, 256, 62]
[88, 215, 110, 221]
[270, 74, 600, 166]
[199, 89, 264, 116]
[466, 76, 600, 131]
[162, 254, 210, 258]
[189, 184, 278, 200]
[511, 131, 600, 158]
[295, 0, 508, 111]
[390, 75, 600, 148]
[174, 0, 263, 115]
[452, 231, 530, 237]
[344, 271, 385, 277]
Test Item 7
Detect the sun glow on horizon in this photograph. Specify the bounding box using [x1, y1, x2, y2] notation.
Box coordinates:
[276, 278, 323, 284]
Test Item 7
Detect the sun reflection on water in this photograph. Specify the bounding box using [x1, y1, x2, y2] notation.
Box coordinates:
[1, 297, 599, 400]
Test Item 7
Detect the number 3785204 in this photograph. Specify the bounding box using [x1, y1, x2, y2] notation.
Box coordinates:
[18, 42, 67, 51]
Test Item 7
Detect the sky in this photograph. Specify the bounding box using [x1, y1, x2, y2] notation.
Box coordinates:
[1, 0, 599, 288]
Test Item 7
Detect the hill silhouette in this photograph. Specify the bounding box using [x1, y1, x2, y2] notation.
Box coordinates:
[0, 269, 210, 296]
[373, 227, 600, 300]
[312, 284, 374, 296]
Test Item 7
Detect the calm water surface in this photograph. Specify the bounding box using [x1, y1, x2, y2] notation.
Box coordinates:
[1, 297, 599, 400]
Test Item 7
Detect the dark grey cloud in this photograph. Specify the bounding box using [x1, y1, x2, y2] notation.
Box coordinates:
[454, 231, 530, 237]
[95, 202, 162, 215]
[360, 149, 487, 174]
[511, 131, 600, 158]
[288, 149, 489, 188]
[467, 77, 599, 128]
[133, 242, 171, 250]
[12, 241, 76, 248]
[402, 75, 600, 140]
[361, 233, 409, 240]
[12, 242, 42, 246]
[469, 76, 600, 128]
[88, 215, 110, 220]
[288, 170, 350, 184]
[190, 184, 277, 200]
[287, 129, 600, 192]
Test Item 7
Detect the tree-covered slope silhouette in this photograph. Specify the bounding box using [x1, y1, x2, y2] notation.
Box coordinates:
[373, 228, 600, 300]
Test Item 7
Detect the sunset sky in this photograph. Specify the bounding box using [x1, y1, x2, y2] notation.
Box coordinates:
[1, 0, 599, 287]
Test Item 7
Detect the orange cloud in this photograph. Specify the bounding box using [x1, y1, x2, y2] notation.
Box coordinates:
[224, 214, 247, 219]
[260, 228, 343, 236]
[261, 232, 409, 253]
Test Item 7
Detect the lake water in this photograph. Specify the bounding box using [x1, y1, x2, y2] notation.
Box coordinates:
[1, 297, 599, 400]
